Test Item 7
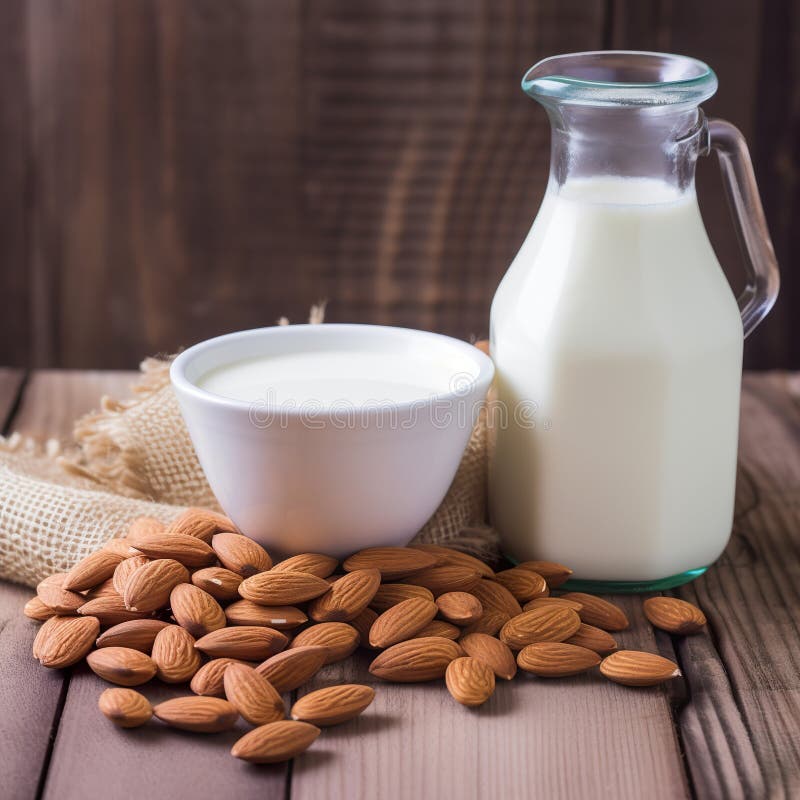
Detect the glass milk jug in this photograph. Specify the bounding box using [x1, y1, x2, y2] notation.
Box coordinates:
[489, 52, 779, 591]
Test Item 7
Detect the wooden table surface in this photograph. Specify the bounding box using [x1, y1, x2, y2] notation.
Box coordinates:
[1, 369, 798, 800]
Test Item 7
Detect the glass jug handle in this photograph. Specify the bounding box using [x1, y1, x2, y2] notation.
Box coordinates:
[704, 118, 780, 337]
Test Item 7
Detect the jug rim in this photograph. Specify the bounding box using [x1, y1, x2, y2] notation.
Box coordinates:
[522, 50, 718, 108]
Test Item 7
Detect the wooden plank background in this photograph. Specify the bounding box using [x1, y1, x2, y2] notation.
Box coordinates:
[1, 0, 798, 369]
[674, 373, 800, 798]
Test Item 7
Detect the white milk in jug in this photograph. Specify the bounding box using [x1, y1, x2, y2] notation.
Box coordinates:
[489, 177, 743, 584]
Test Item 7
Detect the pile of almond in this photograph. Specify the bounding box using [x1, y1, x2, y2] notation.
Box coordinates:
[24, 508, 707, 764]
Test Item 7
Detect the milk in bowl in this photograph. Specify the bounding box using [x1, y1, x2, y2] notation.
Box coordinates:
[170, 324, 494, 558]
[197, 350, 459, 406]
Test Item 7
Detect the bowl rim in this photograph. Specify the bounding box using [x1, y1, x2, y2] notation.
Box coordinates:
[170, 323, 494, 417]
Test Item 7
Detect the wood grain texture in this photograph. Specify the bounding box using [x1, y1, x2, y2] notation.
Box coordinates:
[291, 596, 689, 800]
[303, 0, 606, 341]
[41, 669, 287, 800]
[0, 0, 792, 368]
[749, 0, 800, 370]
[0, 369, 131, 800]
[0, 2, 31, 368]
[0, 369, 24, 428]
[0, 581, 68, 800]
[674, 374, 800, 799]
[27, 0, 305, 369]
[0, 371, 55, 800]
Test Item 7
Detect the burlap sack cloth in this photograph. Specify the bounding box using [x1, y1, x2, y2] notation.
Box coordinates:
[0, 330, 499, 588]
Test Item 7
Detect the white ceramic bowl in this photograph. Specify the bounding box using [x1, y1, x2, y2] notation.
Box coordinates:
[170, 324, 494, 558]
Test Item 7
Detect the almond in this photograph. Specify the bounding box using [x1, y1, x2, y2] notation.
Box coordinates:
[122, 558, 190, 613]
[565, 623, 619, 655]
[195, 626, 288, 661]
[86, 647, 157, 686]
[470, 579, 522, 618]
[460, 608, 510, 637]
[84, 578, 118, 600]
[435, 592, 483, 625]
[98, 687, 153, 728]
[256, 646, 328, 692]
[211, 532, 272, 577]
[561, 592, 629, 631]
[167, 508, 236, 542]
[409, 543, 495, 579]
[349, 608, 380, 649]
[32, 619, 45, 659]
[103, 538, 140, 558]
[169, 583, 226, 637]
[404, 566, 481, 597]
[600, 650, 681, 687]
[125, 531, 216, 568]
[517, 641, 601, 677]
[289, 622, 360, 664]
[342, 547, 437, 580]
[499, 607, 581, 650]
[112, 555, 150, 596]
[190, 658, 250, 697]
[291, 684, 375, 726]
[643, 596, 706, 635]
[459, 633, 517, 680]
[523, 597, 583, 613]
[128, 517, 167, 539]
[231, 720, 320, 763]
[270, 553, 339, 578]
[494, 568, 548, 602]
[96, 619, 170, 652]
[34, 615, 100, 668]
[153, 696, 238, 732]
[369, 583, 435, 613]
[151, 624, 203, 683]
[445, 656, 495, 707]
[308, 568, 381, 622]
[224, 600, 307, 630]
[516, 560, 573, 588]
[78, 595, 153, 627]
[191, 567, 243, 602]
[37, 573, 85, 614]
[369, 597, 438, 648]
[239, 570, 331, 606]
[24, 596, 56, 622]
[62, 550, 126, 592]
[369, 636, 462, 682]
[415, 620, 461, 640]
[223, 662, 285, 725]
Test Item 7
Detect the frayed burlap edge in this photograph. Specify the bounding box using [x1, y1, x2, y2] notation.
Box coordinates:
[59, 356, 175, 499]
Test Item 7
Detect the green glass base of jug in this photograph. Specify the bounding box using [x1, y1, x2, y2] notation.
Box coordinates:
[559, 567, 709, 595]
